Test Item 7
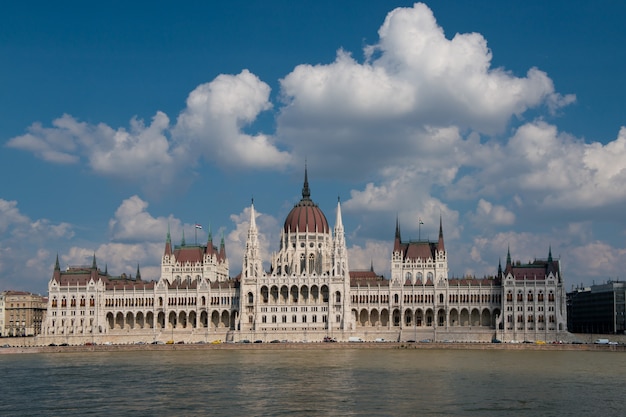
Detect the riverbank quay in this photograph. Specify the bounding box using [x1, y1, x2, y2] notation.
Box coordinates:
[2, 340, 625, 355]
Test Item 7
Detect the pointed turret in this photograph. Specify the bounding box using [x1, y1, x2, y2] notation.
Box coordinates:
[242, 199, 261, 278]
[335, 196, 343, 230]
[437, 215, 445, 252]
[181, 229, 186, 246]
[497, 258, 502, 277]
[164, 224, 172, 256]
[52, 254, 61, 281]
[219, 231, 226, 261]
[506, 246, 512, 267]
[548, 245, 553, 263]
[136, 264, 142, 281]
[394, 216, 402, 252]
[302, 164, 311, 201]
[90, 253, 98, 281]
[332, 197, 348, 276]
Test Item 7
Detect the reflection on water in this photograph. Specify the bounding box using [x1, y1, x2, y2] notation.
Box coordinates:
[1, 349, 624, 416]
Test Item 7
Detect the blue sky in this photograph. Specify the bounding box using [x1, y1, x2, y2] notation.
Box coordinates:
[2, 1, 625, 294]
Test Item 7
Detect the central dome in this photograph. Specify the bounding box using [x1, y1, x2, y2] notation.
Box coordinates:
[283, 169, 329, 234]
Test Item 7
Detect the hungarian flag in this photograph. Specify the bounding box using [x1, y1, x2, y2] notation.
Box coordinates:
[195, 224, 203, 229]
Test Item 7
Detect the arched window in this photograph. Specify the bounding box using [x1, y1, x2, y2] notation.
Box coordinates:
[308, 254, 315, 274]
[405, 272, 412, 281]
[439, 293, 444, 303]
[248, 292, 254, 304]
[335, 291, 341, 303]
[394, 294, 399, 304]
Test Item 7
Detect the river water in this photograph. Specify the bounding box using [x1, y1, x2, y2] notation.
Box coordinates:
[1, 348, 624, 416]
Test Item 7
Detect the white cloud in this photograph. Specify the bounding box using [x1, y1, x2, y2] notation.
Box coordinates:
[0, 199, 75, 292]
[278, 2, 572, 144]
[175, 70, 291, 169]
[108, 195, 177, 243]
[470, 199, 515, 227]
[347, 239, 391, 275]
[6, 71, 290, 195]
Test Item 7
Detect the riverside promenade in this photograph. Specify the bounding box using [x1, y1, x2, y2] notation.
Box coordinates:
[2, 340, 625, 355]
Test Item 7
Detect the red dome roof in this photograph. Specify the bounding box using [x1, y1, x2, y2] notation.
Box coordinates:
[283, 169, 329, 233]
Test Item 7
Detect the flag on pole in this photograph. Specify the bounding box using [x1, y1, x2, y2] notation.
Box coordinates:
[195, 224, 203, 230]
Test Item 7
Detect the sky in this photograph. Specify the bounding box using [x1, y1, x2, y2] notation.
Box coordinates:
[1, 0, 626, 294]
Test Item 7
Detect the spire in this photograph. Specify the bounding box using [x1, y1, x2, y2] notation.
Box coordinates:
[136, 264, 141, 281]
[52, 254, 62, 281]
[181, 228, 186, 246]
[395, 215, 401, 240]
[394, 216, 403, 252]
[219, 231, 226, 260]
[498, 258, 502, 277]
[207, 222, 213, 244]
[164, 224, 172, 256]
[302, 164, 311, 201]
[335, 196, 343, 230]
[104, 264, 108, 275]
[548, 245, 553, 262]
[242, 199, 261, 278]
[332, 197, 348, 276]
[370, 259, 374, 272]
[437, 214, 445, 252]
[91, 253, 97, 269]
[250, 198, 257, 229]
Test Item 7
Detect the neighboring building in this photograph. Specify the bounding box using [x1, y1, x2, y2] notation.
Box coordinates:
[567, 281, 626, 334]
[39, 170, 570, 344]
[1, 291, 47, 336]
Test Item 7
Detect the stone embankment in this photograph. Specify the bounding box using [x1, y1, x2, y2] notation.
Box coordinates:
[1, 341, 625, 355]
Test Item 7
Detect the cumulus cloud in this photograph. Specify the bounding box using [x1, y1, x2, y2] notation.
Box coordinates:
[470, 199, 516, 227]
[277, 2, 574, 170]
[0, 199, 74, 292]
[450, 122, 626, 211]
[175, 70, 291, 169]
[7, 71, 289, 195]
[347, 239, 391, 274]
[108, 195, 177, 243]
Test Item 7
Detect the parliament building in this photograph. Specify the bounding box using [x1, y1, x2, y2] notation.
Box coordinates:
[40, 171, 569, 344]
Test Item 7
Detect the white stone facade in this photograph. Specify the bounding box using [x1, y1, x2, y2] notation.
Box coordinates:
[39, 173, 569, 345]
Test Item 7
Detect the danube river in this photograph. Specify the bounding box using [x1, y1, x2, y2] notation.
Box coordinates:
[1, 347, 624, 416]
